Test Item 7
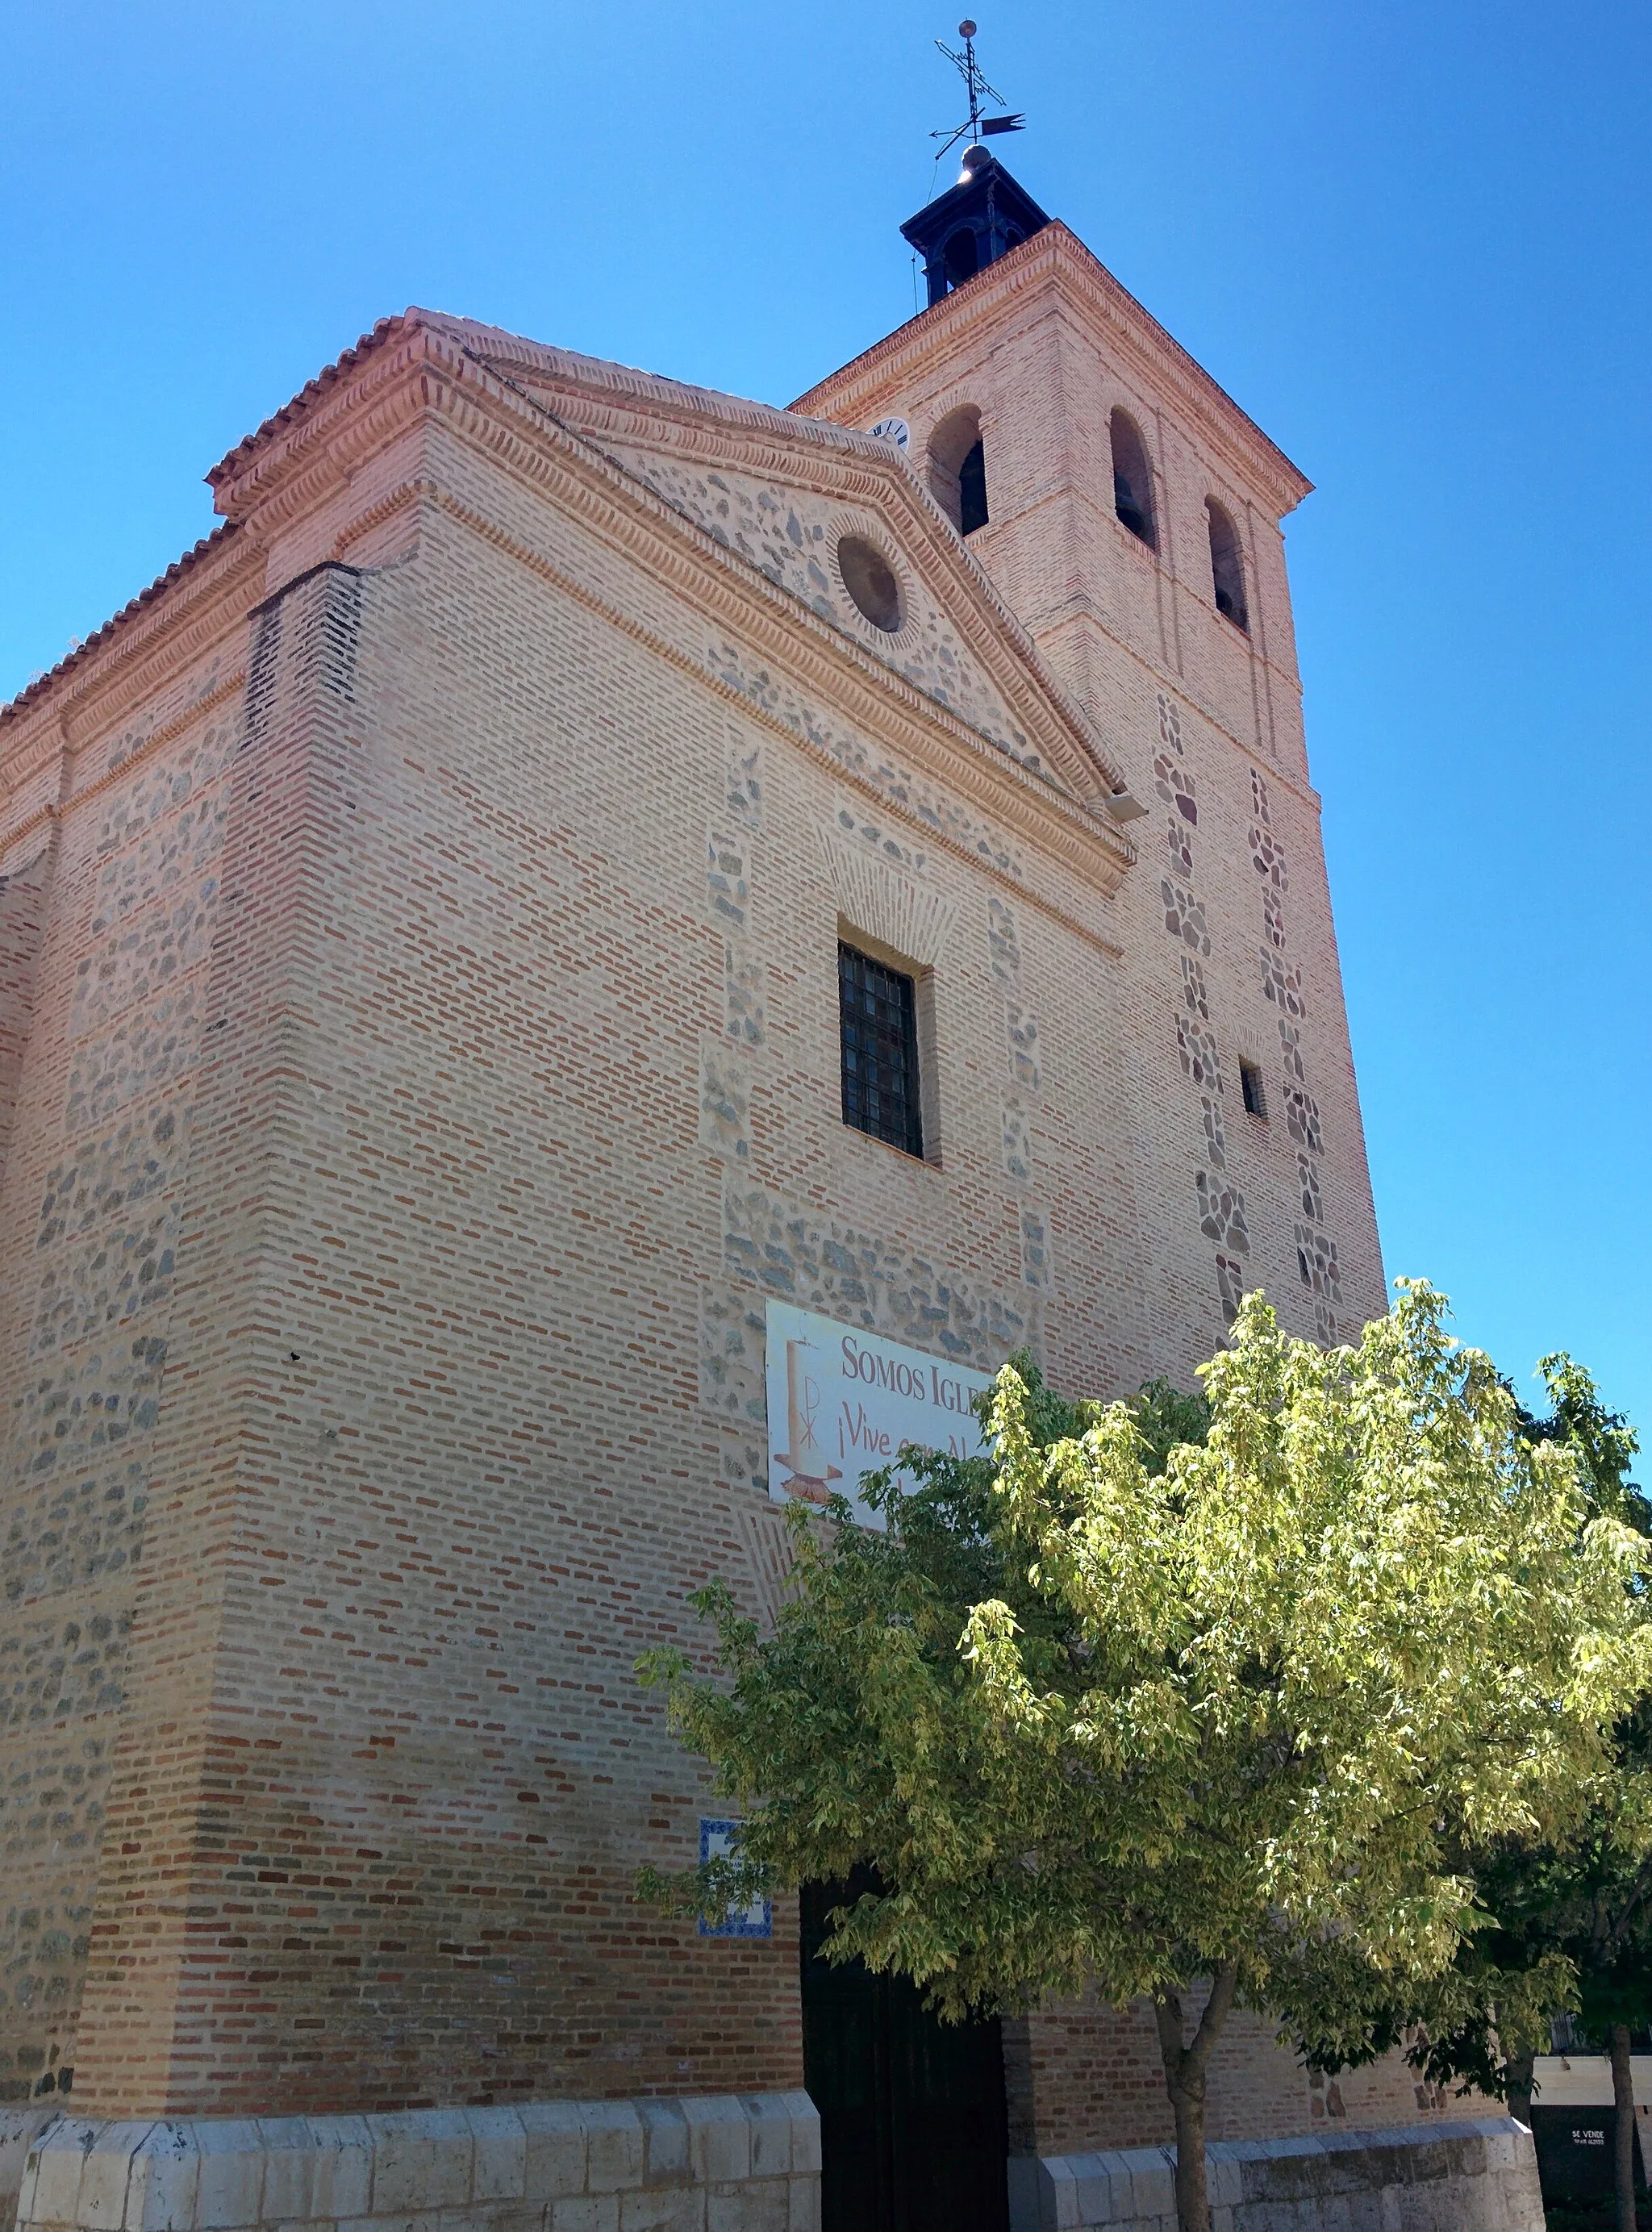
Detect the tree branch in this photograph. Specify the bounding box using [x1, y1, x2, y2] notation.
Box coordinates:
[1183, 1961, 1241, 2085]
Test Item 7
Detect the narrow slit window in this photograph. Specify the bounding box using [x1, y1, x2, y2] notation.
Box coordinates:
[839, 942, 924, 1158]
[1240, 1060, 1267, 1120]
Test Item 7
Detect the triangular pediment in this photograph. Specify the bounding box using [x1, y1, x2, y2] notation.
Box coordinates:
[415, 312, 1130, 820]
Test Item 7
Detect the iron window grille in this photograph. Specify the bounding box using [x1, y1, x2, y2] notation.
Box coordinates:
[838, 942, 924, 1159]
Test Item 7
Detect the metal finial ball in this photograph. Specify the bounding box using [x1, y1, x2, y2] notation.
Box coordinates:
[959, 19, 977, 36]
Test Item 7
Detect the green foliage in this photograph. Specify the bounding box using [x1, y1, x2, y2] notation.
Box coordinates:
[638, 1286, 1652, 2232]
[1313, 1352, 1652, 2108]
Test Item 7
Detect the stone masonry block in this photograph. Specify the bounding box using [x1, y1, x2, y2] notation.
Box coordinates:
[1204, 2149, 1245, 2209]
[738, 2104, 790, 2184]
[678, 2107, 748, 2193]
[257, 2118, 373, 2225]
[365, 2115, 473, 2217]
[698, 1041, 751, 1164]
[518, 2106, 588, 2204]
[773, 2102, 818, 2181]
[125, 2126, 198, 2232]
[1016, 2121, 1542, 2232]
[784, 2178, 819, 2232]
[580, 2108, 644, 2198]
[549, 2201, 618, 2232]
[19, 2122, 100, 2231]
[1037, 2159, 1082, 2232]
[78, 2125, 155, 2232]
[187, 2125, 268, 2231]
[1064, 2158, 1112, 2226]
[636, 2104, 690, 2192]
[617, 2189, 704, 2232]
[433, 2209, 544, 2232]
[461, 2113, 527, 2205]
[703, 2184, 786, 2232]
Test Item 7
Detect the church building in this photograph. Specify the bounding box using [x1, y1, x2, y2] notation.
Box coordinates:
[0, 105, 1541, 2232]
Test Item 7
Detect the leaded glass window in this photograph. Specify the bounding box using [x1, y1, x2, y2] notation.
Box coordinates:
[838, 942, 924, 1158]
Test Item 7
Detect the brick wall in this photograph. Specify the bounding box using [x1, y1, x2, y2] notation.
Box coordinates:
[0, 280, 1412, 2157]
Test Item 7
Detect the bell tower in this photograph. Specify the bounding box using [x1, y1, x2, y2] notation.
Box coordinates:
[791, 65, 1384, 1361]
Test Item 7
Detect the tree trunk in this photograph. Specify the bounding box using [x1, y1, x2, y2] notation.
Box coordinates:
[1611, 2022, 1637, 2232]
[1153, 1965, 1241, 2232]
[1504, 2042, 1536, 2131]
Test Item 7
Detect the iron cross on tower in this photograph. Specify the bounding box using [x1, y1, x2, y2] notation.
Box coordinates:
[930, 19, 1024, 163]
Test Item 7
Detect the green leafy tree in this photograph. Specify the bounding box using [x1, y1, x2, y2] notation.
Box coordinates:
[639, 1289, 1652, 2232]
[1309, 1357, 1652, 2232]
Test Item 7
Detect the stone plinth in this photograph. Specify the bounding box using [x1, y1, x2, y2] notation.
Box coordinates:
[1007, 2116, 1543, 2231]
[11, 2097, 819, 2232]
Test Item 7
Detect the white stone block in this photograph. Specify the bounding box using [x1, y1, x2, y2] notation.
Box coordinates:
[636, 2103, 689, 2191]
[519, 2104, 588, 2203]
[1204, 2146, 1244, 2208]
[6, 2114, 59, 2232]
[340, 2211, 440, 2232]
[276, 2117, 373, 2223]
[678, 2105, 748, 2192]
[774, 2101, 818, 2181]
[365, 2114, 473, 2216]
[740, 2103, 790, 2184]
[20, 2120, 98, 2230]
[785, 2176, 819, 2232]
[79, 2124, 156, 2232]
[126, 2125, 198, 2232]
[703, 2183, 786, 2232]
[1067, 2152, 1116, 2226]
[549, 2199, 619, 2232]
[1041, 2159, 1082, 2231]
[582, 2105, 645, 2198]
[617, 2188, 703, 2232]
[463, 2111, 526, 2204]
[191, 2122, 270, 2231]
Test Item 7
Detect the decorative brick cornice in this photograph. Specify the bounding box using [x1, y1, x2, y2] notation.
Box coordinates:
[790, 223, 1314, 520]
[2, 305, 1138, 907]
[0, 529, 261, 816]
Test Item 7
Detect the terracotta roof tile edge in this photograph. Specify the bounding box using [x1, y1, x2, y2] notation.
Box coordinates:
[2, 521, 243, 727]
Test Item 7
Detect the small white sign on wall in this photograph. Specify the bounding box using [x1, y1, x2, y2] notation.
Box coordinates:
[764, 1299, 996, 1529]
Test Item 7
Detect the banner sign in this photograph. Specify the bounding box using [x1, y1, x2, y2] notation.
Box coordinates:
[765, 1299, 996, 1529]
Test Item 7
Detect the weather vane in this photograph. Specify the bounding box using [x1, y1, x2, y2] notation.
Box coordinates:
[929, 19, 1025, 163]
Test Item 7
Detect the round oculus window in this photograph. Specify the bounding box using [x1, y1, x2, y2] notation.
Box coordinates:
[836, 535, 903, 634]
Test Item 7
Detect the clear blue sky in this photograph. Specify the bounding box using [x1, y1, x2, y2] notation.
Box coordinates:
[4, 1, 1647, 1441]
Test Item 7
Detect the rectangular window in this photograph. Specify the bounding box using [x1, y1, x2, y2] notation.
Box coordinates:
[1240, 1059, 1267, 1120]
[839, 941, 924, 1158]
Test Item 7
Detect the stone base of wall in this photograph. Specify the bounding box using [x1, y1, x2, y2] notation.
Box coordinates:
[1007, 2116, 1542, 2231]
[11, 2097, 818, 2232]
[2, 2117, 58, 2232]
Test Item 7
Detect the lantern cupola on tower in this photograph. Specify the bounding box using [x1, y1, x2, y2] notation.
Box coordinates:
[902, 144, 1049, 307]
[903, 20, 1049, 307]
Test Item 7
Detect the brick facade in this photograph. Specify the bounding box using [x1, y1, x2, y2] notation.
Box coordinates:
[2, 211, 1417, 2192]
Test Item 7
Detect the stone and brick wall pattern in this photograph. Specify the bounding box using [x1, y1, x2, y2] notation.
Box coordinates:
[0, 273, 1408, 2165]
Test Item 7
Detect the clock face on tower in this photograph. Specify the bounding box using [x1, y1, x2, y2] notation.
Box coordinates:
[868, 415, 911, 452]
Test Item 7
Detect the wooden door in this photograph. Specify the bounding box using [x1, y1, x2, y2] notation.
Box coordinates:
[800, 1875, 1010, 2232]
